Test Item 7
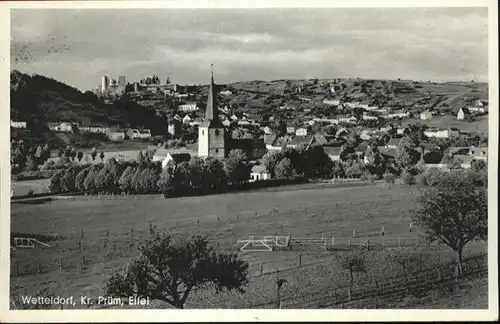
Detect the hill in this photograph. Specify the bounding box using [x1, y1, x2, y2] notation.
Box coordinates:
[10, 70, 166, 135]
[221, 78, 488, 121]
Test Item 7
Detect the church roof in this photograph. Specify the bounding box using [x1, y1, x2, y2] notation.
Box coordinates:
[199, 119, 225, 128]
[205, 69, 219, 121]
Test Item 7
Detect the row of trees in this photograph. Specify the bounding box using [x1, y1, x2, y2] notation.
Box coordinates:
[48, 149, 252, 196]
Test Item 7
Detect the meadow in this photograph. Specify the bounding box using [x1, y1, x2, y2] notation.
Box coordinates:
[10, 183, 487, 309]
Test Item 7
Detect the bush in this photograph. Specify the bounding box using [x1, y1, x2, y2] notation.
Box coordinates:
[384, 172, 396, 184]
[401, 170, 416, 186]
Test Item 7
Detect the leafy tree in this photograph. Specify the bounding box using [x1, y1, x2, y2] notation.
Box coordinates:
[470, 159, 487, 173]
[202, 157, 227, 191]
[25, 155, 37, 171]
[77, 151, 84, 162]
[48, 171, 64, 193]
[61, 166, 82, 192]
[331, 161, 345, 178]
[224, 149, 250, 187]
[137, 151, 145, 164]
[383, 171, 396, 184]
[157, 169, 175, 196]
[83, 165, 102, 191]
[75, 167, 91, 192]
[104, 235, 249, 309]
[100, 152, 105, 162]
[396, 136, 418, 170]
[119, 166, 136, 194]
[411, 171, 487, 275]
[90, 148, 97, 161]
[95, 167, 117, 194]
[336, 248, 367, 301]
[262, 152, 284, 178]
[274, 157, 295, 180]
[401, 169, 416, 186]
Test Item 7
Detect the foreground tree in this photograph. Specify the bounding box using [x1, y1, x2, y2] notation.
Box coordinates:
[336, 247, 368, 301]
[104, 235, 249, 309]
[411, 171, 487, 275]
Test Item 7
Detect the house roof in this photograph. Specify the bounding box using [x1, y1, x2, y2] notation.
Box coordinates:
[355, 142, 369, 153]
[453, 154, 474, 165]
[287, 135, 314, 147]
[323, 146, 343, 156]
[199, 119, 225, 128]
[169, 153, 191, 164]
[387, 138, 401, 147]
[251, 165, 268, 173]
[460, 107, 472, 114]
[263, 134, 277, 146]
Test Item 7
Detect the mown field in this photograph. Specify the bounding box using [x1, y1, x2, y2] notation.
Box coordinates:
[402, 115, 489, 134]
[10, 183, 487, 309]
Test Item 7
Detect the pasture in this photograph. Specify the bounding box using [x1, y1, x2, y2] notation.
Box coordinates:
[402, 115, 489, 134]
[11, 179, 50, 196]
[10, 183, 487, 309]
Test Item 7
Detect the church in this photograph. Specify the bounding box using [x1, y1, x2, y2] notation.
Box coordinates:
[198, 69, 227, 158]
[197, 69, 266, 160]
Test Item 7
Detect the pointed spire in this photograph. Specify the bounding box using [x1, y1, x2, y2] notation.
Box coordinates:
[205, 64, 218, 121]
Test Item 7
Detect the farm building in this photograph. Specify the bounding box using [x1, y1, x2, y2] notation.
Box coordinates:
[295, 127, 308, 136]
[424, 127, 460, 139]
[420, 111, 433, 120]
[457, 107, 472, 120]
[161, 152, 191, 169]
[249, 165, 271, 182]
[286, 123, 297, 134]
[106, 128, 126, 142]
[285, 135, 314, 149]
[10, 120, 27, 129]
[178, 102, 198, 112]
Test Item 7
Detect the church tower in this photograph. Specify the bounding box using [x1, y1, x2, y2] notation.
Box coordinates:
[198, 66, 226, 159]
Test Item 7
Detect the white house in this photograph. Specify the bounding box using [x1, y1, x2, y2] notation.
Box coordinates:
[420, 111, 433, 120]
[250, 165, 271, 182]
[80, 126, 109, 134]
[338, 116, 357, 124]
[220, 90, 233, 96]
[10, 120, 27, 128]
[182, 115, 192, 124]
[161, 152, 191, 169]
[323, 99, 340, 106]
[295, 127, 308, 136]
[222, 119, 231, 127]
[457, 108, 472, 120]
[362, 114, 379, 121]
[468, 106, 487, 113]
[263, 126, 273, 135]
[178, 102, 198, 112]
[386, 112, 410, 119]
[424, 128, 460, 139]
[230, 114, 239, 121]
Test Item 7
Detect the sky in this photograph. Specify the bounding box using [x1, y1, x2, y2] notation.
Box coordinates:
[10, 7, 489, 91]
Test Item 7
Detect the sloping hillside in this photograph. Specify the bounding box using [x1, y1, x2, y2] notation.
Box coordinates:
[10, 70, 166, 133]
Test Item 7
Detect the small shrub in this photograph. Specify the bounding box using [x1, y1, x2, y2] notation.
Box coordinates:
[401, 170, 416, 186]
[384, 172, 396, 184]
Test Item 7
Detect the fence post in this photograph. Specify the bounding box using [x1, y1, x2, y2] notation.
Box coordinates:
[59, 257, 63, 270]
[348, 237, 351, 247]
[366, 239, 370, 251]
[409, 222, 412, 232]
[37, 261, 42, 274]
[332, 236, 335, 248]
[352, 229, 356, 238]
[299, 254, 302, 266]
[398, 236, 401, 249]
[81, 229, 84, 239]
[381, 226, 385, 236]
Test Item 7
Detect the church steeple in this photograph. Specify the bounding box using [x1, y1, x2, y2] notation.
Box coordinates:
[205, 64, 219, 121]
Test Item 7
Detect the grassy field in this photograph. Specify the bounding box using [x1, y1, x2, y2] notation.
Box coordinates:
[11, 179, 50, 196]
[402, 115, 489, 134]
[10, 183, 487, 309]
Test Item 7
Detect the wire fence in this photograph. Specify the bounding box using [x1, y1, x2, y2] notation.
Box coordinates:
[249, 253, 487, 309]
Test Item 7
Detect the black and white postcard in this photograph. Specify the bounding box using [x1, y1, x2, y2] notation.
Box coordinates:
[0, 0, 498, 322]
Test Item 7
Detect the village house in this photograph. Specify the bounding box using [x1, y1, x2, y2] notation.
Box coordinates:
[161, 152, 192, 169]
[168, 121, 181, 137]
[173, 114, 182, 122]
[47, 122, 74, 133]
[182, 115, 192, 124]
[106, 128, 126, 142]
[79, 125, 110, 134]
[10, 120, 27, 129]
[364, 105, 379, 111]
[362, 114, 379, 121]
[189, 119, 203, 127]
[424, 127, 460, 139]
[126, 128, 152, 140]
[323, 99, 340, 106]
[249, 165, 271, 182]
[386, 111, 410, 119]
[262, 126, 273, 135]
[396, 126, 411, 137]
[295, 127, 308, 136]
[219, 90, 233, 96]
[385, 138, 401, 149]
[285, 135, 315, 149]
[335, 127, 349, 138]
[457, 107, 472, 120]
[286, 123, 297, 134]
[178, 102, 198, 112]
[420, 110, 433, 120]
[222, 119, 231, 127]
[470, 146, 488, 160]
[337, 115, 357, 124]
[323, 146, 343, 161]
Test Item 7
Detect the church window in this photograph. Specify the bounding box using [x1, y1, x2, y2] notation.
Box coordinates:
[215, 129, 220, 136]
[202, 130, 204, 136]
[215, 148, 219, 153]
